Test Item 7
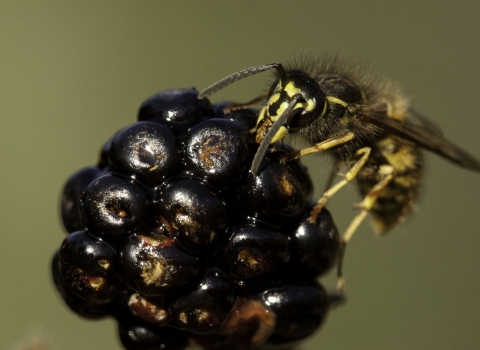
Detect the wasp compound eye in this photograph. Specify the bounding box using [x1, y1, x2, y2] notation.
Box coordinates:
[286, 108, 308, 129]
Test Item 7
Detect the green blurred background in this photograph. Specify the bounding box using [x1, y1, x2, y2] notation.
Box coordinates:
[1, 1, 480, 349]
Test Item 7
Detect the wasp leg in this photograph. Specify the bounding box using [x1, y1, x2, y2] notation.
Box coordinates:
[222, 93, 268, 114]
[336, 165, 395, 292]
[281, 132, 355, 163]
[309, 147, 371, 222]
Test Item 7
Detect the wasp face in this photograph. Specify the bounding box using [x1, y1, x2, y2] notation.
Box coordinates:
[256, 70, 327, 144]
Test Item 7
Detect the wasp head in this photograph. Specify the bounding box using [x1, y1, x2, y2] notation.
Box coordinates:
[256, 70, 327, 145]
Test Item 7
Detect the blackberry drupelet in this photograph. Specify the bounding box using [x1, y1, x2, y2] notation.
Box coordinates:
[156, 177, 229, 250]
[54, 88, 343, 350]
[109, 121, 181, 187]
[170, 268, 236, 335]
[236, 147, 313, 230]
[58, 230, 126, 303]
[61, 166, 101, 233]
[80, 174, 154, 239]
[138, 88, 213, 137]
[290, 206, 341, 278]
[127, 293, 171, 327]
[211, 101, 258, 130]
[262, 279, 330, 345]
[184, 118, 255, 193]
[118, 231, 202, 296]
[217, 223, 290, 280]
[51, 250, 113, 319]
[116, 307, 189, 350]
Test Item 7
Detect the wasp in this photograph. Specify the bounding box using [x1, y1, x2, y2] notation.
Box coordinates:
[198, 55, 480, 291]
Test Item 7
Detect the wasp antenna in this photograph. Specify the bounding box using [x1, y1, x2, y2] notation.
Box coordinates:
[274, 63, 286, 85]
[250, 94, 302, 175]
[198, 63, 281, 99]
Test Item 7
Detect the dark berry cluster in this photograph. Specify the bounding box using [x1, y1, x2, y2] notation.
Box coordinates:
[53, 88, 343, 350]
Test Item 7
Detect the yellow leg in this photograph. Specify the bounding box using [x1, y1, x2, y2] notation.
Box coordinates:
[280, 132, 355, 163]
[309, 147, 371, 223]
[336, 166, 395, 292]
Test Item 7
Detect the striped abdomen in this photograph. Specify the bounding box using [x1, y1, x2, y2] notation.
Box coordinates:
[356, 136, 423, 234]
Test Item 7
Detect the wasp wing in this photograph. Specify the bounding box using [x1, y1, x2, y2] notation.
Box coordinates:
[360, 107, 480, 172]
[405, 108, 445, 138]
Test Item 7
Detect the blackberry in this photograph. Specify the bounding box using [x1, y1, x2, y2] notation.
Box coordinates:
[52, 88, 343, 350]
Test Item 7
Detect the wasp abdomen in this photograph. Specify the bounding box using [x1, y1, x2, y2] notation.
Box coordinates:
[356, 136, 423, 234]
